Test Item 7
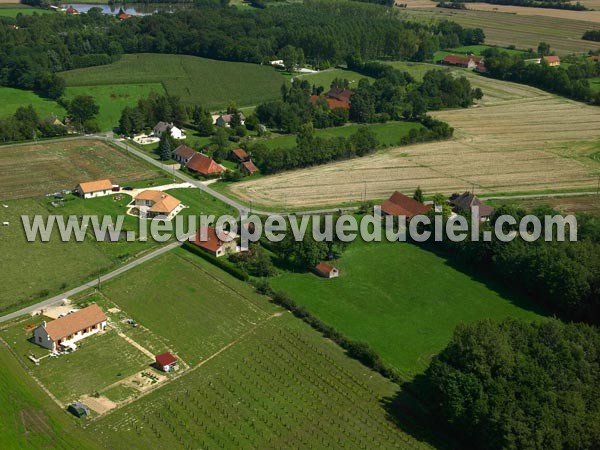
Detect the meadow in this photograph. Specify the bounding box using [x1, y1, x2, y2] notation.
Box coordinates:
[260, 121, 425, 150]
[63, 84, 165, 131]
[0, 4, 52, 17]
[228, 72, 600, 208]
[59, 54, 286, 111]
[271, 239, 545, 378]
[433, 44, 526, 62]
[0, 345, 97, 449]
[295, 68, 374, 89]
[0, 86, 65, 119]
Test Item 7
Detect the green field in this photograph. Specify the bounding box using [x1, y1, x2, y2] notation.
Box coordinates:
[433, 44, 527, 62]
[0, 86, 65, 119]
[260, 121, 425, 150]
[589, 77, 600, 92]
[165, 187, 238, 218]
[271, 239, 545, 378]
[0, 4, 52, 17]
[64, 83, 165, 131]
[59, 54, 286, 111]
[0, 345, 97, 449]
[296, 68, 374, 89]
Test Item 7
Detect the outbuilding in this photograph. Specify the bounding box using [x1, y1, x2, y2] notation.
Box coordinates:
[75, 179, 113, 199]
[155, 352, 178, 372]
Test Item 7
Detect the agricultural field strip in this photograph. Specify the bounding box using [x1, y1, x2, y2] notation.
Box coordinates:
[229, 82, 600, 208]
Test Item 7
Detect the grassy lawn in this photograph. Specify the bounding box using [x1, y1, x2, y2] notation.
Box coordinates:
[271, 239, 545, 379]
[98, 250, 277, 365]
[87, 314, 429, 449]
[59, 54, 286, 111]
[296, 68, 373, 89]
[0, 86, 65, 119]
[0, 345, 98, 449]
[3, 320, 152, 404]
[260, 121, 425, 150]
[589, 77, 600, 92]
[165, 187, 238, 218]
[64, 83, 165, 132]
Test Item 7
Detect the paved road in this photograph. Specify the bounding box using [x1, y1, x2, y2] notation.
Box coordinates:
[0, 240, 183, 324]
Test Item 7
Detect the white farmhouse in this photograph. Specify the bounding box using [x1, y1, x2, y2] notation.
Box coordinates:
[75, 179, 113, 199]
[33, 305, 107, 351]
[153, 121, 186, 140]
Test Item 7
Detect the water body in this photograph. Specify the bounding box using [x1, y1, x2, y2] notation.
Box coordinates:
[65, 3, 191, 16]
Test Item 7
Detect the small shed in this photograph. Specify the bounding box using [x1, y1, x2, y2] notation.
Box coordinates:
[155, 352, 178, 372]
[68, 402, 90, 418]
[314, 262, 339, 279]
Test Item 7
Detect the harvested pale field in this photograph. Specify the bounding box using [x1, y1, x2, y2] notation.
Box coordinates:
[401, 8, 600, 55]
[229, 78, 600, 209]
[579, 0, 600, 9]
[0, 139, 161, 199]
[463, 2, 600, 22]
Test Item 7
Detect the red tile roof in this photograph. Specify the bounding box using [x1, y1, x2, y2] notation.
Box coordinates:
[155, 352, 177, 366]
[42, 305, 106, 341]
[543, 55, 560, 65]
[186, 153, 225, 176]
[380, 191, 432, 218]
[309, 95, 351, 110]
[190, 227, 225, 253]
[174, 145, 196, 160]
[231, 148, 249, 161]
[315, 262, 336, 276]
[326, 88, 354, 104]
[78, 179, 112, 194]
[241, 160, 259, 174]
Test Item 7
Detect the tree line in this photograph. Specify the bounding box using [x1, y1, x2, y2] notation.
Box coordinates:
[482, 47, 600, 104]
[0, 0, 484, 99]
[437, 0, 588, 10]
[419, 318, 600, 449]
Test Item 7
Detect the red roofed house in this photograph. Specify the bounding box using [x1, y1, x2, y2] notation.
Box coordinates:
[66, 6, 79, 15]
[309, 95, 351, 111]
[33, 305, 107, 351]
[314, 262, 339, 279]
[155, 352, 178, 372]
[76, 179, 113, 199]
[173, 145, 197, 165]
[440, 55, 482, 70]
[230, 148, 250, 163]
[186, 153, 225, 177]
[134, 190, 182, 219]
[379, 191, 432, 220]
[118, 12, 131, 20]
[190, 226, 238, 257]
[542, 55, 561, 67]
[240, 160, 259, 175]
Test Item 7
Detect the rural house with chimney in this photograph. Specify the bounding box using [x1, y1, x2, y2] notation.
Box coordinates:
[32, 305, 107, 351]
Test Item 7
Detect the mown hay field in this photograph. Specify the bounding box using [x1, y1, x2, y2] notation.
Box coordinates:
[0, 139, 162, 200]
[459, 2, 600, 23]
[59, 54, 285, 111]
[401, 7, 600, 55]
[229, 75, 600, 209]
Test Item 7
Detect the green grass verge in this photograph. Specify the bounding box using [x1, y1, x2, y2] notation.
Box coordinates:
[0, 86, 65, 119]
[271, 239, 546, 379]
[63, 83, 165, 131]
[59, 54, 286, 111]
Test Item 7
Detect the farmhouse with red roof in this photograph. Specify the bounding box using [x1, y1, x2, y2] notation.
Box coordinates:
[190, 227, 239, 257]
[186, 153, 225, 177]
[314, 262, 339, 279]
[155, 352, 178, 372]
[379, 191, 432, 219]
[440, 55, 482, 70]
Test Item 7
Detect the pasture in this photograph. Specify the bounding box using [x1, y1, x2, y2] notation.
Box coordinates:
[0, 4, 52, 17]
[0, 345, 96, 449]
[0, 86, 65, 119]
[87, 315, 428, 448]
[402, 7, 600, 55]
[59, 54, 286, 111]
[295, 68, 373, 89]
[271, 240, 544, 378]
[433, 44, 526, 62]
[63, 83, 165, 131]
[228, 73, 600, 209]
[0, 139, 162, 200]
[260, 121, 425, 150]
